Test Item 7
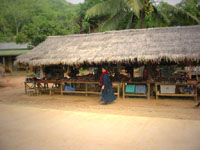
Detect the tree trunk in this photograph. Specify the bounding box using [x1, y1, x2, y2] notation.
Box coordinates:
[89, 23, 91, 33]
[140, 8, 145, 28]
[17, 22, 20, 35]
[13, 15, 19, 35]
[16, 25, 18, 35]
[3, 24, 6, 35]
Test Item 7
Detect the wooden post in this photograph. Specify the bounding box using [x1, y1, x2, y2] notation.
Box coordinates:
[24, 82, 27, 94]
[147, 83, 150, 100]
[8, 56, 12, 72]
[2, 56, 6, 67]
[86, 83, 88, 96]
[34, 82, 38, 96]
[123, 83, 125, 99]
[195, 85, 198, 101]
[117, 83, 120, 99]
[155, 83, 158, 100]
[30, 66, 34, 72]
[60, 82, 63, 95]
[50, 89, 52, 96]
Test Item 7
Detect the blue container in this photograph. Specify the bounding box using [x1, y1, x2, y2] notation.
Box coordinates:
[136, 85, 147, 94]
[125, 85, 136, 93]
[64, 86, 76, 91]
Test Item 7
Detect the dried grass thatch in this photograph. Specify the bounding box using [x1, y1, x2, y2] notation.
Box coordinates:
[15, 25, 200, 67]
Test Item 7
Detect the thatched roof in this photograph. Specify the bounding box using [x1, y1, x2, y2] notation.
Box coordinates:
[15, 25, 200, 66]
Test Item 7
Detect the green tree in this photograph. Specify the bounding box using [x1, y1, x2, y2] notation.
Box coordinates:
[177, 0, 200, 20]
[76, 0, 105, 33]
[158, 2, 200, 26]
[85, 0, 200, 31]
[5, 0, 32, 35]
[17, 20, 66, 46]
[0, 0, 80, 44]
[85, 0, 155, 31]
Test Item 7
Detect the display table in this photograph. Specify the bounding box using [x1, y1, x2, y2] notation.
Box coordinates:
[60, 81, 120, 98]
[24, 81, 38, 96]
[25, 80, 120, 97]
[122, 82, 151, 100]
[35, 80, 61, 95]
[155, 82, 198, 101]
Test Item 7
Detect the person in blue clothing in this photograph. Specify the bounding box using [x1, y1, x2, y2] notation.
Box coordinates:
[99, 66, 116, 105]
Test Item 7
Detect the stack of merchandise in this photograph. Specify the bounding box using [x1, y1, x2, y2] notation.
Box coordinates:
[125, 84, 147, 94]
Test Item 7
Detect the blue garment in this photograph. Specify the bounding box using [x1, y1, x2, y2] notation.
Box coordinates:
[101, 74, 116, 103]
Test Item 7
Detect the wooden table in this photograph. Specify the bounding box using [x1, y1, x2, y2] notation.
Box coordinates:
[60, 81, 121, 98]
[155, 82, 198, 101]
[122, 82, 151, 100]
[35, 80, 61, 95]
[25, 80, 120, 98]
[24, 81, 38, 96]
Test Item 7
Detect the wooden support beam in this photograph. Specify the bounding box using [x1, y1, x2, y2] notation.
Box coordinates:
[8, 56, 13, 72]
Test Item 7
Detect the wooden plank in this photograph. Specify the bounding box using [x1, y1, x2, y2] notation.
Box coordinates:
[147, 83, 150, 100]
[62, 91, 86, 93]
[62, 91, 99, 94]
[156, 82, 197, 85]
[86, 83, 88, 96]
[122, 82, 147, 84]
[61, 81, 99, 84]
[24, 82, 27, 94]
[155, 84, 158, 100]
[123, 83, 125, 99]
[157, 93, 197, 97]
[195, 87, 198, 101]
[114, 92, 118, 96]
[117, 83, 120, 99]
[8, 56, 12, 72]
[124, 94, 147, 97]
[61, 84, 63, 95]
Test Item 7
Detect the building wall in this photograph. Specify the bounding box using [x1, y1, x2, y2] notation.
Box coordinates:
[0, 56, 27, 72]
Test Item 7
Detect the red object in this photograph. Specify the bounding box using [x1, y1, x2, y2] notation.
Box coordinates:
[37, 80, 58, 83]
[143, 69, 148, 78]
[99, 71, 109, 86]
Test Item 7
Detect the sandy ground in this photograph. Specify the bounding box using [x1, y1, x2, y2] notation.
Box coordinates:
[1, 76, 200, 150]
[0, 104, 200, 150]
[0, 75, 200, 120]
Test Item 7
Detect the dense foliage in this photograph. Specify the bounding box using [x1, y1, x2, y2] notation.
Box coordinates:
[0, 0, 199, 46]
[0, 0, 80, 45]
[86, 0, 200, 31]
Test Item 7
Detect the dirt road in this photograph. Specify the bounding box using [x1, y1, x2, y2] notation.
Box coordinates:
[1, 76, 200, 149]
[0, 103, 200, 150]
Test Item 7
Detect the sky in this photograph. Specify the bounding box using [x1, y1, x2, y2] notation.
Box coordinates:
[66, 0, 182, 5]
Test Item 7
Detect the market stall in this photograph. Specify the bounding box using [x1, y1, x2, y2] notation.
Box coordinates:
[15, 25, 200, 101]
[24, 65, 121, 97]
[122, 82, 151, 99]
[154, 65, 199, 101]
[155, 82, 197, 101]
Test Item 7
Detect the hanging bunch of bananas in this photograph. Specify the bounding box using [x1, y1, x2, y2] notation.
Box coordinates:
[144, 0, 154, 16]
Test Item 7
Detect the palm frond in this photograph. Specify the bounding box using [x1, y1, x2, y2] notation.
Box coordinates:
[160, 2, 200, 24]
[100, 11, 125, 31]
[126, 13, 134, 29]
[125, 0, 144, 17]
[85, 0, 126, 19]
[85, 1, 111, 19]
[109, 0, 127, 18]
[153, 5, 170, 25]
